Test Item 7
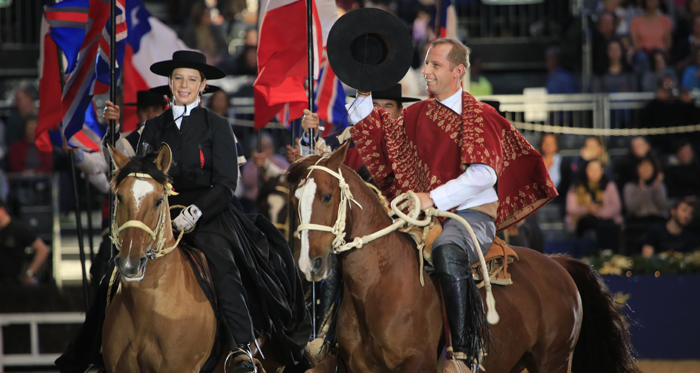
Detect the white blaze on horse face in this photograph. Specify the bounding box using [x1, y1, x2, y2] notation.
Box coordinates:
[132, 179, 154, 211]
[295, 179, 317, 281]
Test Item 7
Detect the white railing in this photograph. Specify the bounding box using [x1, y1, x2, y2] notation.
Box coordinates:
[0, 312, 85, 372]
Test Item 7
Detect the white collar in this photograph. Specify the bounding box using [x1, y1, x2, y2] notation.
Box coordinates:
[437, 88, 463, 115]
[172, 98, 200, 129]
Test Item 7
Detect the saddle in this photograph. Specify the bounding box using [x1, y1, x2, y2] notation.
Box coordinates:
[403, 221, 519, 287]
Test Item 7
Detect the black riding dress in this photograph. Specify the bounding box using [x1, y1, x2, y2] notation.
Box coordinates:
[55, 106, 311, 373]
[137, 106, 312, 364]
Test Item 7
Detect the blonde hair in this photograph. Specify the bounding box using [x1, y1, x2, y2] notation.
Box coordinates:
[430, 38, 470, 80]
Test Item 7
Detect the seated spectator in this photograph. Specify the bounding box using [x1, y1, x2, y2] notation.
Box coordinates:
[640, 198, 699, 257]
[207, 89, 235, 118]
[559, 135, 611, 206]
[681, 47, 700, 91]
[545, 46, 577, 94]
[235, 133, 289, 213]
[6, 85, 38, 145]
[539, 133, 564, 190]
[630, 0, 672, 56]
[623, 155, 668, 221]
[613, 136, 656, 191]
[591, 39, 637, 93]
[468, 54, 492, 96]
[640, 76, 700, 153]
[641, 49, 677, 92]
[9, 115, 53, 174]
[665, 141, 700, 199]
[593, 0, 625, 35]
[623, 155, 668, 251]
[230, 45, 257, 76]
[566, 159, 623, 251]
[592, 12, 618, 75]
[673, 0, 700, 51]
[181, 3, 229, 68]
[0, 199, 50, 285]
[672, 14, 700, 74]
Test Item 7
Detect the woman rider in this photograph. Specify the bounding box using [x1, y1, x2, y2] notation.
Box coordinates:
[56, 51, 311, 373]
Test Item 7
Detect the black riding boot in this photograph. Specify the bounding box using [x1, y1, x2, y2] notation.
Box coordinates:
[433, 244, 488, 371]
[228, 343, 257, 373]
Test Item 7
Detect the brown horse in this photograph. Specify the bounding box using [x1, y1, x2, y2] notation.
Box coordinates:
[102, 145, 311, 373]
[286, 144, 639, 373]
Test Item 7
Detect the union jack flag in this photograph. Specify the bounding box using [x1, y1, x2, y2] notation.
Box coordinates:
[314, 50, 349, 136]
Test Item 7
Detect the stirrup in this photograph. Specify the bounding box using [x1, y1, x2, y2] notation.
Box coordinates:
[225, 347, 257, 373]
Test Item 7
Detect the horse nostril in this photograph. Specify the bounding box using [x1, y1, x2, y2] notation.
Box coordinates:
[313, 257, 323, 271]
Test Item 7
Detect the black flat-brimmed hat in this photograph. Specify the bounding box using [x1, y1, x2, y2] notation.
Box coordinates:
[349, 83, 419, 104]
[123, 90, 169, 107]
[148, 84, 221, 97]
[327, 8, 412, 92]
[150, 50, 226, 80]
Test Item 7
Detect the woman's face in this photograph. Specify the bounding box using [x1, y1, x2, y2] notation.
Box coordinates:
[646, 0, 658, 12]
[541, 134, 558, 156]
[631, 137, 650, 158]
[586, 161, 604, 184]
[637, 160, 654, 182]
[582, 138, 603, 160]
[210, 91, 228, 113]
[607, 41, 622, 62]
[170, 68, 206, 106]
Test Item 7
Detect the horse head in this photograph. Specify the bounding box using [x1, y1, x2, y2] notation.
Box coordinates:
[109, 143, 175, 282]
[287, 143, 363, 282]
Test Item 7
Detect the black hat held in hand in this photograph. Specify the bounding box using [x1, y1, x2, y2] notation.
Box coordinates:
[327, 8, 412, 92]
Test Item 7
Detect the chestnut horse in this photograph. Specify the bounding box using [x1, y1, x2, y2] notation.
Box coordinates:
[103, 145, 310, 373]
[287, 144, 639, 373]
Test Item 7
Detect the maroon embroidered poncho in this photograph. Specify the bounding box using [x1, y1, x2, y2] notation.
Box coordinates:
[350, 91, 558, 231]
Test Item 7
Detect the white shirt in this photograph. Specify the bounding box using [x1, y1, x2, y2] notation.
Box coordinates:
[307, 88, 499, 211]
[171, 98, 200, 129]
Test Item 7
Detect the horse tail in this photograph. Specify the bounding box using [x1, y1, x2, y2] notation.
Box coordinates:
[551, 255, 640, 373]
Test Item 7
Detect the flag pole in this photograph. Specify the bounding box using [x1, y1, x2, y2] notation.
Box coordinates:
[108, 0, 117, 261]
[50, 5, 90, 311]
[306, 0, 317, 339]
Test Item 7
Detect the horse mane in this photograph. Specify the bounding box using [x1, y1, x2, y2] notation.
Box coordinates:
[111, 151, 171, 192]
[285, 155, 323, 187]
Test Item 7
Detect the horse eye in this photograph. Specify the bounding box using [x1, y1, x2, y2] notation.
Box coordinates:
[323, 193, 332, 203]
[155, 199, 163, 207]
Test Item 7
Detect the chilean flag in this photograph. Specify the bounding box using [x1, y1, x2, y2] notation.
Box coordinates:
[120, 0, 189, 132]
[254, 0, 339, 130]
[314, 49, 349, 136]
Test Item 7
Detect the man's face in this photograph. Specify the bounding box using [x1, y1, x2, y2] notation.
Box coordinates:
[677, 144, 694, 165]
[372, 99, 401, 119]
[137, 105, 165, 123]
[672, 202, 693, 227]
[422, 44, 462, 99]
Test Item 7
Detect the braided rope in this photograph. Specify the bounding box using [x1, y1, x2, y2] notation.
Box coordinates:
[295, 164, 500, 325]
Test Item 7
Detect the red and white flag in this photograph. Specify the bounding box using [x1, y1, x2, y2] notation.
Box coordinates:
[254, 0, 335, 130]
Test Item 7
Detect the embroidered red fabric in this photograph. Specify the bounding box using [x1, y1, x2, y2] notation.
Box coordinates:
[350, 92, 558, 232]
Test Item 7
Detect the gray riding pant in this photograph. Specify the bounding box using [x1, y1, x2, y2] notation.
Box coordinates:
[432, 209, 496, 266]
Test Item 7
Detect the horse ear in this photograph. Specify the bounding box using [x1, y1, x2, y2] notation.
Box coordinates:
[327, 141, 350, 170]
[108, 145, 130, 170]
[154, 143, 172, 174]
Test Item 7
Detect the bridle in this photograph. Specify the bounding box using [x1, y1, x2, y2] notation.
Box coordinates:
[110, 172, 184, 260]
[295, 161, 362, 254]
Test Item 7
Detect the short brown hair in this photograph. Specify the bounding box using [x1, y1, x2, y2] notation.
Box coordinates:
[430, 38, 470, 80]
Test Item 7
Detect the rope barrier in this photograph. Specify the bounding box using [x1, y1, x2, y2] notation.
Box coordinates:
[510, 121, 700, 136]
